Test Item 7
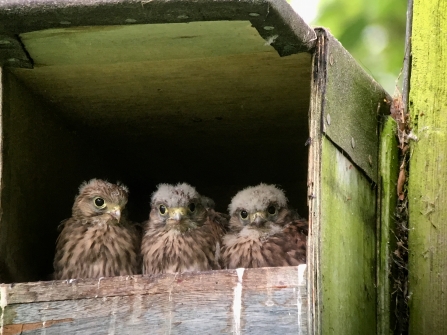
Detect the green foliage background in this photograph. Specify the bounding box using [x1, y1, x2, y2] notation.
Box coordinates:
[310, 0, 407, 94]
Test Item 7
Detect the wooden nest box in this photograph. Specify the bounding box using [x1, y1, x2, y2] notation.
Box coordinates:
[0, 0, 392, 334]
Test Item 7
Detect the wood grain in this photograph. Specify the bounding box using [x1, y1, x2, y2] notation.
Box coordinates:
[408, 0, 447, 333]
[0, 266, 307, 335]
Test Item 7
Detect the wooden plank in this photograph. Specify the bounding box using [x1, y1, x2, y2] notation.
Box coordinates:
[2, 268, 292, 304]
[307, 28, 326, 335]
[19, 22, 288, 66]
[318, 28, 390, 183]
[0, 0, 316, 64]
[377, 116, 399, 335]
[408, 0, 447, 333]
[0, 266, 307, 335]
[320, 137, 377, 335]
[309, 29, 385, 335]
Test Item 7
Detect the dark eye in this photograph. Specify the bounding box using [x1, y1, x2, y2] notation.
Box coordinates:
[240, 210, 248, 219]
[159, 205, 167, 215]
[267, 205, 277, 215]
[93, 197, 106, 209]
[188, 203, 196, 212]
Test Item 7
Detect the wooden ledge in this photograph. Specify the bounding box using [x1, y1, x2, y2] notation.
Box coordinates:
[0, 265, 307, 334]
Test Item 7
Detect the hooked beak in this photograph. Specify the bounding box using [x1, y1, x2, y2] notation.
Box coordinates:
[108, 207, 121, 223]
[168, 207, 188, 222]
[251, 212, 267, 227]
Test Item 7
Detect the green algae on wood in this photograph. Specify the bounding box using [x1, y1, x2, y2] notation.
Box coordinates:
[308, 28, 390, 335]
[320, 137, 377, 335]
[317, 28, 390, 183]
[377, 117, 399, 335]
[408, 0, 447, 333]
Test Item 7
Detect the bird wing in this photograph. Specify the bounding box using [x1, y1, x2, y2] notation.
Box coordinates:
[54, 217, 140, 280]
[263, 218, 308, 266]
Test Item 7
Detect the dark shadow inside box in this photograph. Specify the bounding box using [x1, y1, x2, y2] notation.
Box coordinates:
[0, 21, 311, 283]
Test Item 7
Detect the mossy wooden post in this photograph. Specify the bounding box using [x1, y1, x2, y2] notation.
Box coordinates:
[308, 29, 390, 335]
[378, 117, 399, 335]
[408, 0, 447, 333]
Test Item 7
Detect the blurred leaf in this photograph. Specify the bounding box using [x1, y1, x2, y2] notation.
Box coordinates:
[312, 0, 407, 93]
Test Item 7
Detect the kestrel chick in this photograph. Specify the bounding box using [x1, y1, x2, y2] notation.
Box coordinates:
[53, 179, 140, 280]
[141, 183, 227, 274]
[221, 183, 308, 269]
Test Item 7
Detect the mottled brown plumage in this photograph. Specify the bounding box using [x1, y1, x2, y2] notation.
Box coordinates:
[53, 179, 140, 280]
[141, 183, 227, 275]
[221, 183, 307, 269]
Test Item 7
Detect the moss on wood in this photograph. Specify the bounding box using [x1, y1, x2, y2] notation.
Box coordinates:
[320, 137, 377, 335]
[408, 0, 447, 333]
[377, 116, 399, 335]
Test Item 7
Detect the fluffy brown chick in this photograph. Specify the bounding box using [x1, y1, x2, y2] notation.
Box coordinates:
[221, 183, 307, 269]
[141, 183, 227, 275]
[53, 179, 140, 280]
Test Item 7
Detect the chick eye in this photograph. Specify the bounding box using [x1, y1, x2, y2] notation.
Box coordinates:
[159, 205, 167, 215]
[267, 205, 277, 215]
[93, 197, 106, 209]
[188, 203, 196, 213]
[240, 210, 248, 219]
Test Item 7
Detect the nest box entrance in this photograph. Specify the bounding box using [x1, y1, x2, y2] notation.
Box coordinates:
[0, 1, 392, 334]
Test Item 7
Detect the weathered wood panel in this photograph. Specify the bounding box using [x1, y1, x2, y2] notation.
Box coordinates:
[0, 266, 307, 335]
[307, 28, 325, 335]
[320, 137, 377, 335]
[377, 117, 399, 335]
[308, 29, 387, 335]
[0, 0, 317, 66]
[408, 0, 447, 333]
[317, 28, 390, 183]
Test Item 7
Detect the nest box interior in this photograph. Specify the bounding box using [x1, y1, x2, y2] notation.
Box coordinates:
[0, 20, 312, 283]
